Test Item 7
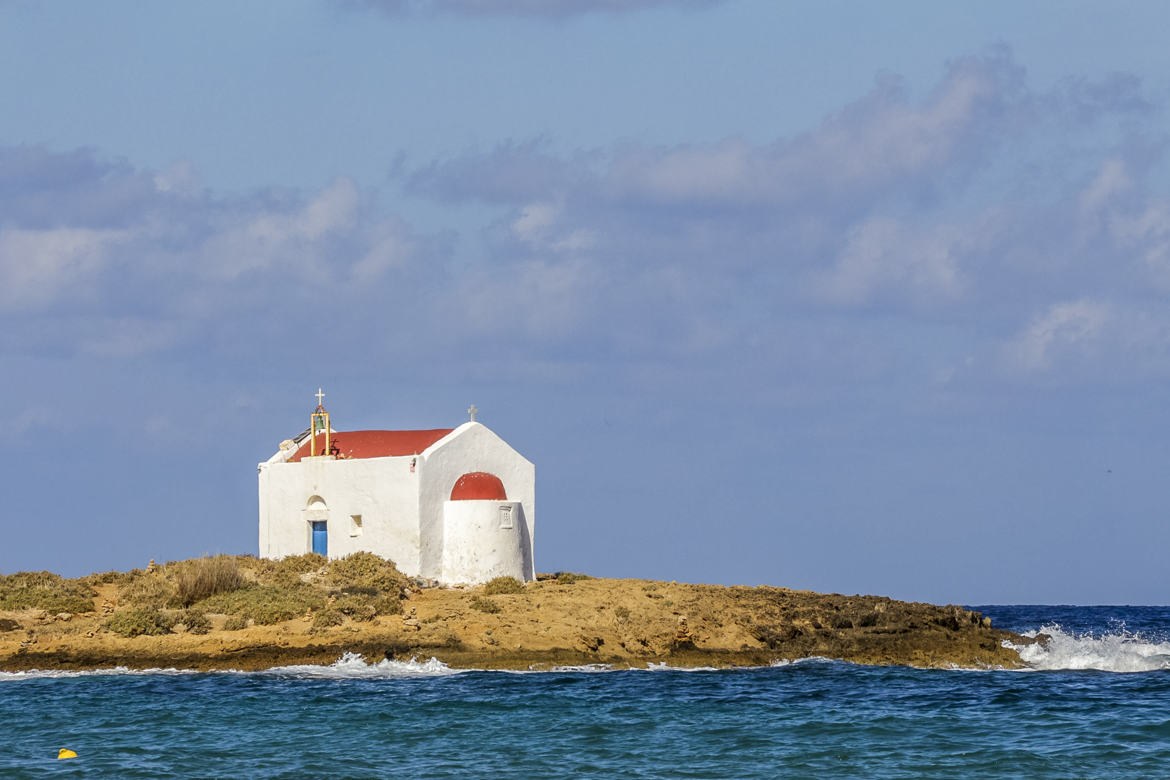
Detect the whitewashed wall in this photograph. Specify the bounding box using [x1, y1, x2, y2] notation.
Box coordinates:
[439, 500, 531, 584]
[257, 453, 423, 575]
[417, 422, 535, 582]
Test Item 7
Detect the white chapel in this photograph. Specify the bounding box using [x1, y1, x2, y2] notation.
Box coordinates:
[258, 392, 535, 584]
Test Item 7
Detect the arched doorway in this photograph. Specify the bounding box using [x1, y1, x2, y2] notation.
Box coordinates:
[305, 496, 328, 556]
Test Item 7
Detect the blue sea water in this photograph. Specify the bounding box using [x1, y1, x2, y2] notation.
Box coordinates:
[2, 606, 1169, 778]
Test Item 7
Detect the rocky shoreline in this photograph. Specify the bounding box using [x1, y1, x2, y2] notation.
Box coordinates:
[1, 562, 1025, 672]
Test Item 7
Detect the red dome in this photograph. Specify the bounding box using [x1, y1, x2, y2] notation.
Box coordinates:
[450, 472, 507, 501]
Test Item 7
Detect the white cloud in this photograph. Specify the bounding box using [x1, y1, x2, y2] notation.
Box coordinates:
[351, 218, 417, 281]
[152, 160, 202, 197]
[202, 178, 362, 280]
[0, 226, 129, 309]
[300, 178, 360, 240]
[812, 218, 964, 306]
[449, 256, 596, 340]
[510, 201, 595, 252]
[602, 55, 1014, 209]
[1079, 158, 1132, 216]
[1004, 299, 1112, 372]
[1109, 200, 1170, 284]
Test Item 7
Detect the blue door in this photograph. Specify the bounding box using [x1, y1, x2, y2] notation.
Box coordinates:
[311, 521, 328, 556]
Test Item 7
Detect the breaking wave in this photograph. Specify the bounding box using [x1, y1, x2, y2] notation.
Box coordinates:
[0, 654, 460, 682]
[260, 652, 462, 678]
[1005, 625, 1170, 673]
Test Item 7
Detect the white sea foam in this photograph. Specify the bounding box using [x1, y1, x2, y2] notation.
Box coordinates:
[260, 652, 462, 679]
[0, 666, 197, 681]
[1005, 625, 1170, 673]
[0, 653, 462, 681]
[645, 661, 722, 672]
[782, 656, 837, 666]
[547, 663, 616, 673]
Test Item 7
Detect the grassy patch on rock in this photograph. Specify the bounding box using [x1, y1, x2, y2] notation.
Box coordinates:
[470, 597, 502, 614]
[198, 584, 326, 625]
[179, 609, 211, 635]
[173, 556, 245, 607]
[104, 608, 177, 638]
[483, 576, 523, 595]
[324, 552, 408, 595]
[84, 552, 410, 633]
[0, 571, 94, 615]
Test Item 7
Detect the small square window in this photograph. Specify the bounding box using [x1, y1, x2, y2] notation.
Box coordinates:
[350, 514, 363, 537]
[498, 506, 513, 530]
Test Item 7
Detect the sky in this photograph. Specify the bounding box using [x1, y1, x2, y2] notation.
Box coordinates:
[2, 0, 1169, 605]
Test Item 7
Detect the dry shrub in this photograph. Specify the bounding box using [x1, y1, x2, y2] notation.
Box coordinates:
[470, 596, 501, 614]
[311, 608, 345, 630]
[116, 572, 178, 610]
[179, 608, 211, 635]
[857, 611, 881, 628]
[0, 571, 94, 614]
[325, 552, 407, 594]
[263, 553, 328, 586]
[332, 595, 377, 622]
[222, 615, 248, 631]
[81, 570, 126, 586]
[483, 576, 523, 595]
[372, 594, 404, 616]
[105, 608, 176, 637]
[173, 556, 244, 607]
[198, 584, 325, 625]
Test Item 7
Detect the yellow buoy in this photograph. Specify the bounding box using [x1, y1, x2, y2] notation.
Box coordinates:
[57, 748, 78, 760]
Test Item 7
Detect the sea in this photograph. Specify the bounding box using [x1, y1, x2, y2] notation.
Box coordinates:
[1, 605, 1168, 778]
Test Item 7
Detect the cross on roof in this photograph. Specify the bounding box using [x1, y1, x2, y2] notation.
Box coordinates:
[468, 404, 478, 422]
[315, 388, 326, 408]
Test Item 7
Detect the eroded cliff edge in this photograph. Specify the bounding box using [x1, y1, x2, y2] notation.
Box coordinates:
[0, 557, 1023, 671]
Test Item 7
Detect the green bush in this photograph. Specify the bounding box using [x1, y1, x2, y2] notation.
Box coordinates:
[556, 572, 591, 585]
[222, 615, 248, 631]
[264, 553, 328, 586]
[173, 556, 244, 607]
[470, 597, 501, 614]
[0, 571, 94, 614]
[338, 584, 380, 597]
[105, 609, 176, 637]
[614, 606, 631, 621]
[311, 608, 345, 630]
[198, 584, 325, 625]
[179, 609, 211, 635]
[325, 552, 407, 594]
[483, 576, 523, 595]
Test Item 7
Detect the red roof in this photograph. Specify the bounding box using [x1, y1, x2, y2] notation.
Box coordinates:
[450, 472, 507, 501]
[290, 429, 454, 462]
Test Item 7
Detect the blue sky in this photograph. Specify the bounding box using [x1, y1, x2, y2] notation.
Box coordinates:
[3, 0, 1169, 604]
